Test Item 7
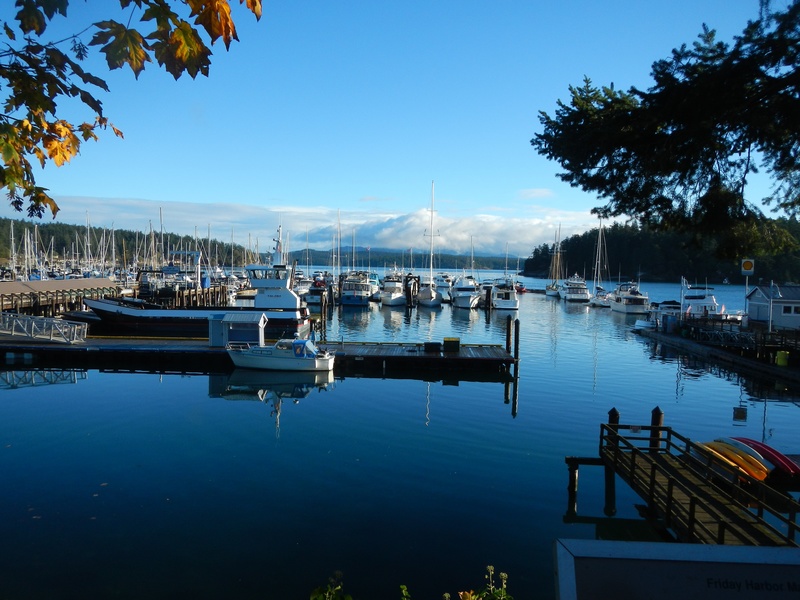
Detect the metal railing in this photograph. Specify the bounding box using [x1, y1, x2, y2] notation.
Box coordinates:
[0, 313, 87, 344]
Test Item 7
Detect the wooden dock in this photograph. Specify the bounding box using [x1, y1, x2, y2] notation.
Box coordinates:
[566, 415, 799, 547]
[0, 336, 517, 381]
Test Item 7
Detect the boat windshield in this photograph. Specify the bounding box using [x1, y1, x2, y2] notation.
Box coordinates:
[292, 340, 318, 357]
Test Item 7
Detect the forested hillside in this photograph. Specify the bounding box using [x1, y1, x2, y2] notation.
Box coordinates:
[523, 220, 800, 284]
[0, 218, 512, 272]
[2, 217, 799, 282]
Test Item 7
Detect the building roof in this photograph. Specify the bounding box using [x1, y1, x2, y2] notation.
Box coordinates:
[746, 284, 800, 302]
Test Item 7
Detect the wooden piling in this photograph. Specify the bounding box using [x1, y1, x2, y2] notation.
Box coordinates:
[649, 405, 664, 455]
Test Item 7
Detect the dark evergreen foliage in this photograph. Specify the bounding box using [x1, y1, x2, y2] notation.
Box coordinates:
[522, 219, 800, 284]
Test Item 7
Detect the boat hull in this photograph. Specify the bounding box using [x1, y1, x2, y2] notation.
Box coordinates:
[227, 350, 334, 371]
[84, 298, 311, 338]
[226, 340, 335, 371]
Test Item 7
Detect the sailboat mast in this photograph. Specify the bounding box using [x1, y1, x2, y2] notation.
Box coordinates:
[429, 181, 435, 278]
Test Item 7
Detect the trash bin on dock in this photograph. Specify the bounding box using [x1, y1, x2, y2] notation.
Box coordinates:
[443, 337, 460, 352]
[424, 342, 442, 353]
[776, 350, 789, 366]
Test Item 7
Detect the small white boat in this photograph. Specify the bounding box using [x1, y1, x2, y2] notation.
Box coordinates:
[226, 338, 335, 371]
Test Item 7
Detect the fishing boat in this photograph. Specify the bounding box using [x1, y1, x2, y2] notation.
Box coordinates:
[83, 226, 312, 338]
[226, 338, 335, 371]
[339, 271, 372, 307]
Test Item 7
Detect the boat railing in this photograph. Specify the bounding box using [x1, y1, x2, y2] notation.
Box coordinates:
[0, 313, 87, 344]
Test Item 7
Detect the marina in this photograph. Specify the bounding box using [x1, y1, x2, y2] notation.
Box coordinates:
[2, 276, 800, 599]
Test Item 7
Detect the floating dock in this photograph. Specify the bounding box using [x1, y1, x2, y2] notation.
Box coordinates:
[0, 336, 517, 381]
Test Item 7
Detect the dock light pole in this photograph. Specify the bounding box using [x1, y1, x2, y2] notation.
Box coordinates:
[768, 280, 782, 334]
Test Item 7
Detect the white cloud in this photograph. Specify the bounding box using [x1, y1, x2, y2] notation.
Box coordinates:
[0, 195, 601, 258]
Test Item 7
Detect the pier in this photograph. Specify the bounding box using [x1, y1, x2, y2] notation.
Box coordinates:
[0, 278, 117, 317]
[566, 409, 800, 547]
[0, 335, 518, 381]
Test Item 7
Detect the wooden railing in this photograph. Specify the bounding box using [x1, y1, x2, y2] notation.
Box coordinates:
[600, 424, 799, 546]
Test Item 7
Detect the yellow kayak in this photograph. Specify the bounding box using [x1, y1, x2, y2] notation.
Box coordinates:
[704, 441, 769, 481]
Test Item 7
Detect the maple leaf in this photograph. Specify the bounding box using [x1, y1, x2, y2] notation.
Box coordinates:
[189, 0, 239, 49]
[90, 20, 152, 77]
[28, 186, 59, 219]
[149, 20, 211, 79]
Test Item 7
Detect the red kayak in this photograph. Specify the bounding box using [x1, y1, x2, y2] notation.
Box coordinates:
[731, 437, 800, 477]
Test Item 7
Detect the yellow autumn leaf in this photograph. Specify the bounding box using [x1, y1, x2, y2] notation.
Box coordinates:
[191, 0, 238, 49]
[242, 0, 263, 20]
[52, 121, 73, 138]
[43, 136, 79, 167]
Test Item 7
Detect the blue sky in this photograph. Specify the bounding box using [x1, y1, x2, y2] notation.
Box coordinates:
[0, 1, 775, 259]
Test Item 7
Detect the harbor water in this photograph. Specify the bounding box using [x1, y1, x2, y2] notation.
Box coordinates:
[2, 275, 799, 599]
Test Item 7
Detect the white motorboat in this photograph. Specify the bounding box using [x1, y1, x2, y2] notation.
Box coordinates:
[608, 281, 650, 315]
[450, 273, 481, 309]
[491, 276, 520, 310]
[380, 269, 407, 306]
[226, 338, 335, 371]
[560, 273, 591, 302]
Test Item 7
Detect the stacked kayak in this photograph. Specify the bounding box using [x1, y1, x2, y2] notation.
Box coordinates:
[696, 437, 800, 483]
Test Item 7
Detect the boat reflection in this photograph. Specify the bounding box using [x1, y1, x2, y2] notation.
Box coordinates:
[220, 369, 335, 402]
[216, 369, 336, 438]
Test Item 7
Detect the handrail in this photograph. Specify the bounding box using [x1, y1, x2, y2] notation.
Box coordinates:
[600, 424, 799, 546]
[0, 313, 87, 344]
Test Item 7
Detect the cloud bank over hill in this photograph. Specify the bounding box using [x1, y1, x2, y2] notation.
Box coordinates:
[19, 195, 600, 259]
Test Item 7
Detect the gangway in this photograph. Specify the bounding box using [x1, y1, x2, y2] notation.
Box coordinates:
[598, 424, 799, 546]
[0, 313, 87, 344]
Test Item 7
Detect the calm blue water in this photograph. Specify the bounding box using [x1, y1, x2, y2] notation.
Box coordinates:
[2, 275, 799, 599]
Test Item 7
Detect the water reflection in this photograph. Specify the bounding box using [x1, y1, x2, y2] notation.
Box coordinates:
[0, 369, 86, 389]
[212, 369, 335, 437]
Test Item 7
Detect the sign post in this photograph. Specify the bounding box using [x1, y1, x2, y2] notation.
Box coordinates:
[741, 258, 754, 318]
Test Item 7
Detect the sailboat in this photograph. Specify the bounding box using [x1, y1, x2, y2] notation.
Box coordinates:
[417, 181, 443, 307]
[588, 220, 611, 308]
[545, 225, 562, 297]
